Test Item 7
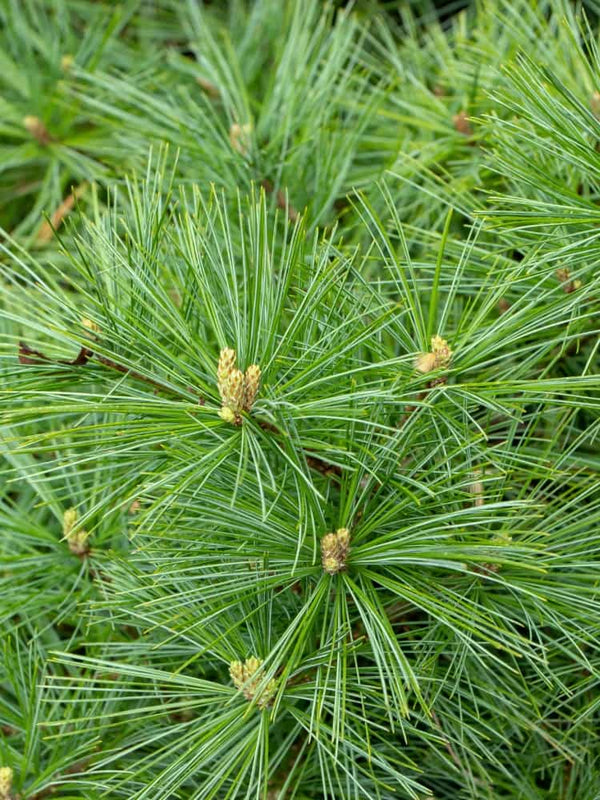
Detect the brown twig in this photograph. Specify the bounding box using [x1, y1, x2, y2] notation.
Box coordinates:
[257, 419, 342, 483]
[18, 341, 92, 367]
[196, 76, 220, 100]
[471, 562, 501, 576]
[37, 182, 88, 243]
[452, 111, 476, 146]
[555, 268, 581, 294]
[261, 179, 300, 223]
[305, 454, 342, 481]
[0, 725, 16, 736]
[23, 116, 53, 146]
[18, 343, 347, 480]
[17, 341, 205, 403]
[398, 389, 427, 427]
[95, 353, 199, 398]
[27, 759, 91, 799]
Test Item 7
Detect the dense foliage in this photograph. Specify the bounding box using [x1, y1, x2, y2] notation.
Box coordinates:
[0, 1, 599, 798]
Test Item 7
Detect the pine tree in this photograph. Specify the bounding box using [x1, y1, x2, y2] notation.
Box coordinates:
[0, 1, 599, 798]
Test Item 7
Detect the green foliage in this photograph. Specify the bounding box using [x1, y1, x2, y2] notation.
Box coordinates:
[0, 1, 599, 798]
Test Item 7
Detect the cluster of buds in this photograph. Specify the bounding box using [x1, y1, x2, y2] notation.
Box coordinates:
[217, 348, 261, 425]
[415, 335, 452, 374]
[321, 527, 350, 575]
[229, 656, 277, 709]
[415, 335, 452, 386]
[196, 75, 220, 100]
[61, 53, 74, 71]
[81, 317, 101, 339]
[63, 507, 90, 557]
[128, 499, 141, 515]
[452, 110, 473, 138]
[0, 767, 13, 800]
[555, 268, 581, 294]
[229, 122, 252, 156]
[23, 115, 52, 145]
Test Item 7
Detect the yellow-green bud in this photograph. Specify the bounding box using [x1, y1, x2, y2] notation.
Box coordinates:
[81, 317, 101, 337]
[63, 507, 78, 539]
[415, 335, 452, 373]
[229, 656, 277, 709]
[217, 348, 261, 424]
[0, 767, 13, 800]
[229, 122, 252, 156]
[217, 348, 237, 401]
[218, 406, 237, 424]
[23, 115, 51, 145]
[321, 528, 351, 575]
[243, 364, 261, 411]
[224, 368, 244, 411]
[63, 507, 90, 556]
